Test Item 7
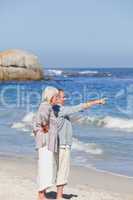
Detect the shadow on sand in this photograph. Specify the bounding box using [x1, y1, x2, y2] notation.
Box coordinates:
[46, 191, 78, 199]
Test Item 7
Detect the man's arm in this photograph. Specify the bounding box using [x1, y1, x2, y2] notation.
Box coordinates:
[58, 99, 105, 117]
[58, 104, 84, 117]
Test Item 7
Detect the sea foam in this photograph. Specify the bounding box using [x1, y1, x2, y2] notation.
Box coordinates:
[72, 138, 103, 155]
[77, 115, 133, 132]
[11, 112, 35, 134]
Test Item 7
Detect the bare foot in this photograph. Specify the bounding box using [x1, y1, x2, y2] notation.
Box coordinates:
[38, 191, 48, 200]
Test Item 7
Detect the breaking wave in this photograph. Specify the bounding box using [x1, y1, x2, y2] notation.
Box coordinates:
[45, 69, 63, 76]
[45, 69, 112, 78]
[72, 138, 103, 155]
[11, 112, 35, 134]
[11, 111, 133, 134]
[78, 70, 98, 74]
[76, 115, 133, 132]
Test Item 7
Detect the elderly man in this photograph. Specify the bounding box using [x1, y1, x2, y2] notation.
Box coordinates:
[52, 89, 105, 200]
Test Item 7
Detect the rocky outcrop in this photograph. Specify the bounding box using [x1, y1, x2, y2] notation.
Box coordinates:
[0, 49, 44, 81]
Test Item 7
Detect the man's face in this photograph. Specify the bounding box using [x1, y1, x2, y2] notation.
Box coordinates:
[58, 91, 65, 105]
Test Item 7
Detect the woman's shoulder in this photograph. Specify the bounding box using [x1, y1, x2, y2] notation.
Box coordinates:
[39, 102, 52, 112]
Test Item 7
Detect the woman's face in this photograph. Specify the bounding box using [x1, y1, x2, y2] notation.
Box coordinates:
[50, 94, 58, 105]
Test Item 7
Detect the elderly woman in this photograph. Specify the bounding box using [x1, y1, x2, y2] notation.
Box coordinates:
[33, 86, 59, 200]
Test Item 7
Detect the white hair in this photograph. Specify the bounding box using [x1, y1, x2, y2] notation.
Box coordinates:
[42, 86, 58, 102]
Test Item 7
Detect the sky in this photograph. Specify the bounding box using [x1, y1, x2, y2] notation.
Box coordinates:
[0, 0, 133, 68]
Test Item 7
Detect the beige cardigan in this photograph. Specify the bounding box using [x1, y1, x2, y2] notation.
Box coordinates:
[33, 101, 58, 152]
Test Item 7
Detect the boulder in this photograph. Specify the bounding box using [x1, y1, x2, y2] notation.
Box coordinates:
[0, 49, 44, 80]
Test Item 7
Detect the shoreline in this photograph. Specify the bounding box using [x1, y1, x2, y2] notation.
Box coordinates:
[1, 150, 133, 179]
[0, 154, 133, 200]
[70, 165, 133, 195]
[85, 165, 133, 180]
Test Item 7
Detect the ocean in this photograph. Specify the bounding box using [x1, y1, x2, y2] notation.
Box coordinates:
[0, 67, 133, 177]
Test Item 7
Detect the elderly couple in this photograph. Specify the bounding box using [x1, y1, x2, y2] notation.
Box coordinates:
[33, 86, 105, 200]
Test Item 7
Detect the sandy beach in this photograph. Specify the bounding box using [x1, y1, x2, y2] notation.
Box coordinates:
[0, 154, 133, 200]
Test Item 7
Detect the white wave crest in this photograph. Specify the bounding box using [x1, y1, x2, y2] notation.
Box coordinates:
[104, 116, 133, 131]
[11, 112, 35, 134]
[11, 122, 25, 129]
[22, 112, 35, 123]
[77, 115, 133, 132]
[46, 69, 63, 76]
[79, 70, 98, 74]
[72, 138, 103, 155]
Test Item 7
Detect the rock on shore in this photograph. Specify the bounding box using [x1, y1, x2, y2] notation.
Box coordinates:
[0, 49, 44, 81]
